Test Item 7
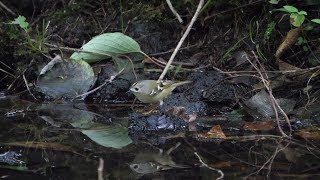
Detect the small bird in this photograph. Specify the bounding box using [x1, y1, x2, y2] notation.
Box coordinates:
[130, 80, 191, 105]
[129, 142, 188, 174]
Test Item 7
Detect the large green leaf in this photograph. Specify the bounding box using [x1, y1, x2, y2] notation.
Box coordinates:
[312, 19, 320, 24]
[70, 32, 141, 63]
[38, 104, 132, 149]
[10, 15, 29, 30]
[70, 115, 132, 149]
[36, 58, 96, 99]
[81, 125, 132, 149]
[290, 13, 305, 27]
[283, 5, 298, 13]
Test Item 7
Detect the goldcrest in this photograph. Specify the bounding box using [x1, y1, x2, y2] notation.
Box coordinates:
[130, 80, 191, 105]
[129, 142, 188, 174]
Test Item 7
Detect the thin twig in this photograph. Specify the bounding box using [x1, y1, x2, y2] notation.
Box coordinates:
[7, 59, 35, 91]
[194, 152, 224, 180]
[249, 54, 288, 137]
[120, 55, 137, 80]
[0, 1, 16, 16]
[0, 67, 15, 78]
[141, 51, 167, 68]
[250, 51, 292, 137]
[0, 60, 14, 71]
[166, 0, 183, 23]
[22, 74, 37, 100]
[74, 68, 124, 99]
[253, 51, 292, 134]
[254, 139, 290, 178]
[97, 158, 104, 180]
[150, 57, 195, 67]
[221, 66, 320, 74]
[149, 44, 198, 56]
[304, 72, 315, 107]
[157, 0, 204, 83]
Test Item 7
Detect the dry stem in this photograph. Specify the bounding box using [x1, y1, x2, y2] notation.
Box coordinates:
[194, 152, 224, 180]
[166, 0, 183, 23]
[97, 158, 104, 180]
[157, 0, 204, 83]
[250, 51, 292, 137]
[0, 1, 16, 16]
[74, 68, 124, 99]
[22, 74, 37, 100]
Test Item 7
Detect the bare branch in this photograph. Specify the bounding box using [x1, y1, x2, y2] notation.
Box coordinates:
[166, 0, 183, 23]
[0, 1, 16, 16]
[158, 0, 204, 83]
[75, 68, 124, 99]
[97, 158, 104, 180]
[194, 152, 224, 180]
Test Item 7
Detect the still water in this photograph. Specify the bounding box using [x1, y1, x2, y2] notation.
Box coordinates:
[0, 95, 320, 180]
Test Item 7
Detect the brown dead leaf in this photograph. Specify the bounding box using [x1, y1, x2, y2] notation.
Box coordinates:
[296, 127, 320, 139]
[195, 125, 226, 142]
[275, 28, 302, 59]
[278, 59, 301, 71]
[210, 161, 231, 168]
[243, 120, 274, 131]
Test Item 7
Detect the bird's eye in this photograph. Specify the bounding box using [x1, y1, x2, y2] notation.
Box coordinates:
[134, 87, 140, 91]
[133, 164, 139, 169]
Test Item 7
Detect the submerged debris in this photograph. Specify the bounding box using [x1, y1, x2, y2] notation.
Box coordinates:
[0, 151, 24, 165]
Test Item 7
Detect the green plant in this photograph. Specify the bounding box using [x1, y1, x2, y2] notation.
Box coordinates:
[268, 0, 280, 5]
[9, 15, 29, 30]
[311, 19, 320, 24]
[295, 36, 309, 51]
[9, 15, 48, 54]
[173, 64, 183, 77]
[277, 5, 320, 27]
[278, 5, 307, 27]
[264, 21, 276, 43]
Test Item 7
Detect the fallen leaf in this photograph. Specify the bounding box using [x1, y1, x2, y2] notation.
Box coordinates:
[36, 58, 96, 99]
[210, 161, 231, 168]
[296, 127, 320, 139]
[244, 90, 296, 119]
[243, 120, 274, 131]
[194, 125, 226, 143]
[278, 59, 301, 71]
